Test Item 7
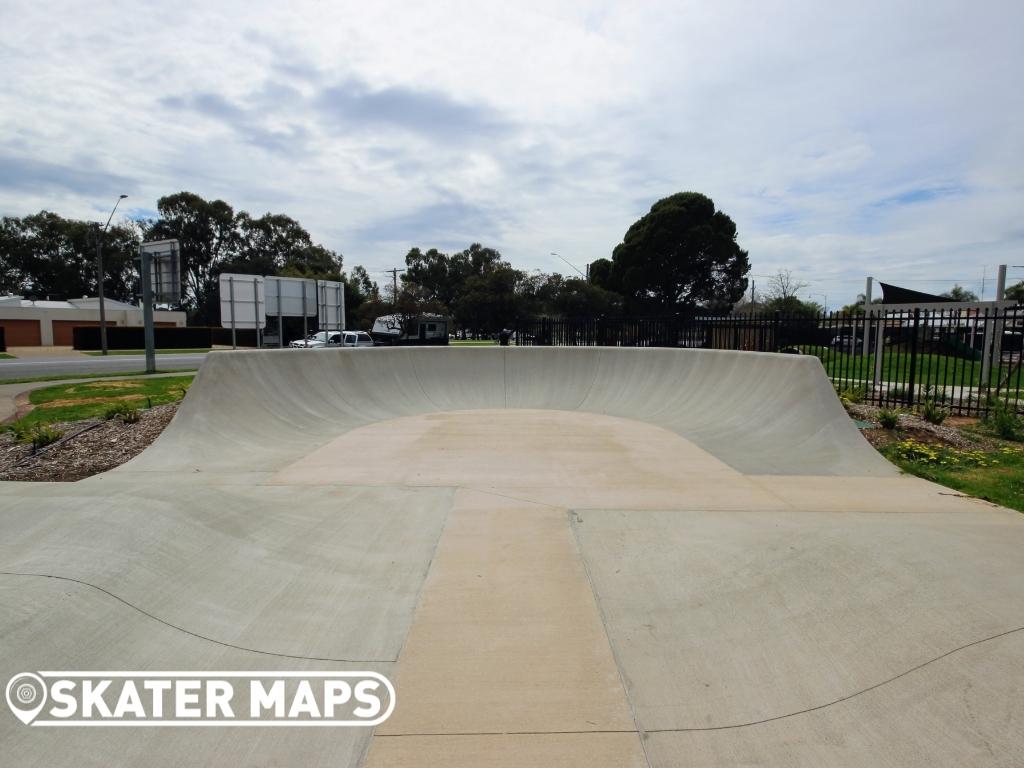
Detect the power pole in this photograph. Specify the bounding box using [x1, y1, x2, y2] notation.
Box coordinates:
[385, 268, 400, 307]
[95, 194, 127, 355]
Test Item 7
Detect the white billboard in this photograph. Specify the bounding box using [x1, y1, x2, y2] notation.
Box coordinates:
[265, 276, 317, 317]
[317, 280, 345, 331]
[219, 274, 266, 329]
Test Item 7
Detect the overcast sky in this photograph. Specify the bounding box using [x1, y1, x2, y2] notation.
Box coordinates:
[2, 0, 1021, 306]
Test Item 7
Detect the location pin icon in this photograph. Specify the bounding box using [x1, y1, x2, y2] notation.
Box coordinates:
[5, 673, 47, 725]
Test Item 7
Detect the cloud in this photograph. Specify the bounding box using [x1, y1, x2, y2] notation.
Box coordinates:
[1, 0, 1023, 305]
[0, 155, 136, 198]
[314, 80, 511, 143]
[355, 195, 505, 250]
[870, 184, 966, 209]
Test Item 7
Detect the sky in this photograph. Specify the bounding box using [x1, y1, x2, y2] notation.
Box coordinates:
[1, 0, 1022, 308]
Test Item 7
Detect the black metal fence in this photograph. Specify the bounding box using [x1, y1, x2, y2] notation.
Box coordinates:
[73, 326, 259, 350]
[517, 308, 1024, 416]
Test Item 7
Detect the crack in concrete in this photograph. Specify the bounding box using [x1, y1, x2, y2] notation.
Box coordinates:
[0, 571, 396, 664]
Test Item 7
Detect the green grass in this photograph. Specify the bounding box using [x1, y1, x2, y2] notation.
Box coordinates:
[806, 347, 1020, 389]
[82, 348, 211, 356]
[450, 340, 499, 346]
[0, 353, 15, 359]
[4, 375, 193, 431]
[0, 368, 197, 385]
[883, 438, 1024, 513]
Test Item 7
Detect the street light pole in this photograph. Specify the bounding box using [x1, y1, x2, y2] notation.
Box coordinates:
[96, 194, 127, 355]
[550, 252, 587, 280]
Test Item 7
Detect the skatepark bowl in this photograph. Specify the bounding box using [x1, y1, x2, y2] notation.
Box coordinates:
[2, 346, 1023, 767]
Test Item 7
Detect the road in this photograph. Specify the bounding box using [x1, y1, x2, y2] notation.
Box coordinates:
[0, 352, 207, 380]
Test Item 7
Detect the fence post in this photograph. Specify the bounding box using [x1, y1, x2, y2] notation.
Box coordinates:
[906, 308, 920, 407]
[773, 311, 781, 351]
[872, 312, 884, 395]
[979, 307, 994, 400]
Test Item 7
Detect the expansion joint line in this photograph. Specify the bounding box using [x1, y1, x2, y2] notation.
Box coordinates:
[376, 624, 1024, 737]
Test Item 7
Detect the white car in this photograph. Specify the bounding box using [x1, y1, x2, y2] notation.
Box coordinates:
[289, 331, 330, 348]
[317, 331, 378, 348]
[290, 331, 375, 348]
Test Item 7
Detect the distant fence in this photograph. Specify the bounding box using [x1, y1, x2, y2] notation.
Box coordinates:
[517, 308, 1024, 416]
[73, 326, 259, 350]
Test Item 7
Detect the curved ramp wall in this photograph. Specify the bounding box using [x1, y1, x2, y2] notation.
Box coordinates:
[125, 347, 894, 477]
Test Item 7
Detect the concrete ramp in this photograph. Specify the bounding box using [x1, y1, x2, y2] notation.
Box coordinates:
[2, 347, 1023, 768]
[126, 347, 894, 476]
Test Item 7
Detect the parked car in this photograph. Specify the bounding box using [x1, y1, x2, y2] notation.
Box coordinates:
[319, 331, 374, 348]
[289, 331, 330, 348]
[830, 334, 859, 350]
[290, 331, 374, 348]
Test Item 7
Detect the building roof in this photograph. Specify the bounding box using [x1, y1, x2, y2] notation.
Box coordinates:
[0, 295, 140, 311]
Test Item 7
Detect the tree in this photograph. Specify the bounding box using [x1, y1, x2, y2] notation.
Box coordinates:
[450, 261, 528, 335]
[1006, 281, 1024, 304]
[400, 243, 515, 334]
[942, 284, 979, 302]
[525, 272, 621, 317]
[840, 294, 884, 314]
[0, 211, 139, 302]
[765, 269, 808, 302]
[588, 258, 614, 291]
[763, 295, 823, 318]
[403, 248, 460, 308]
[609, 192, 749, 313]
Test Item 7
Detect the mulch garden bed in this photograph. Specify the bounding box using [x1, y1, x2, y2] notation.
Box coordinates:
[0, 403, 179, 482]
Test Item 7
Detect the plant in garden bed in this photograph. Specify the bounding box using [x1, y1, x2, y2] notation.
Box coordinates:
[885, 439, 998, 469]
[105, 402, 142, 424]
[27, 424, 64, 450]
[877, 408, 899, 429]
[918, 399, 947, 425]
[985, 398, 1022, 441]
[837, 385, 867, 407]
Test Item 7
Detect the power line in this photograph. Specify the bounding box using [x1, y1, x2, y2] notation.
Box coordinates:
[383, 268, 402, 304]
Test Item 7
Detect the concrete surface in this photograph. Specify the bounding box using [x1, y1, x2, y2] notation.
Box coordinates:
[1, 347, 1022, 767]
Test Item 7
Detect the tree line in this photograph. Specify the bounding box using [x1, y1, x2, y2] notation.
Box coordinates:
[1, 190, 755, 335]
[5, 189, 1013, 335]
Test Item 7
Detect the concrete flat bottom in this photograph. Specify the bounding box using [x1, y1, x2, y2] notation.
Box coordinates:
[2, 348, 1022, 767]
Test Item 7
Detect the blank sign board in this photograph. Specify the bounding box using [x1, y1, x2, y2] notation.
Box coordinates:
[317, 280, 345, 330]
[140, 239, 181, 304]
[265, 277, 317, 317]
[219, 274, 266, 329]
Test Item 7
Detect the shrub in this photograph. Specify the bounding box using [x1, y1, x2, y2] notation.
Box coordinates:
[985, 398, 1022, 440]
[7, 422, 33, 442]
[921, 384, 948, 405]
[105, 402, 141, 423]
[838, 385, 867, 406]
[877, 408, 899, 430]
[28, 424, 64, 450]
[919, 399, 947, 425]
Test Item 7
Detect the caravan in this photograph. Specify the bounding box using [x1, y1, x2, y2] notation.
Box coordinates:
[370, 314, 450, 345]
